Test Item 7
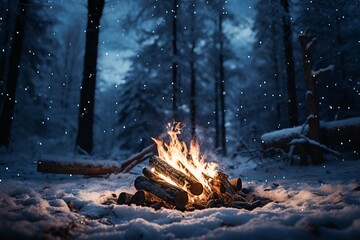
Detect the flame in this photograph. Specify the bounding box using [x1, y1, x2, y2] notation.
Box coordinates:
[152, 121, 218, 201]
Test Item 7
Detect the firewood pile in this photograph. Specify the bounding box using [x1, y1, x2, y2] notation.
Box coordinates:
[111, 121, 271, 211]
[116, 155, 271, 211]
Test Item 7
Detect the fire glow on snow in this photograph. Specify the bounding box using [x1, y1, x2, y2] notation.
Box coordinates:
[1, 149, 360, 239]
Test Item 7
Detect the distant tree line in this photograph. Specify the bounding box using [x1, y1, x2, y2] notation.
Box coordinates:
[0, 0, 359, 159]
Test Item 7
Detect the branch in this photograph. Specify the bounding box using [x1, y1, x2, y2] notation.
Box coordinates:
[289, 135, 341, 157]
[311, 64, 334, 77]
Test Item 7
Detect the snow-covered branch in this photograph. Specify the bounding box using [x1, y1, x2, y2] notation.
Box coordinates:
[311, 64, 334, 77]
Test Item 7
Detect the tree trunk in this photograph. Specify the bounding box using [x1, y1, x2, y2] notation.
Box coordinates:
[336, 15, 349, 111]
[190, 3, 196, 139]
[172, 0, 178, 120]
[0, 0, 12, 108]
[214, 51, 220, 149]
[0, 0, 28, 147]
[76, 0, 104, 154]
[271, 21, 281, 129]
[219, 12, 227, 156]
[280, 0, 298, 127]
[298, 29, 324, 165]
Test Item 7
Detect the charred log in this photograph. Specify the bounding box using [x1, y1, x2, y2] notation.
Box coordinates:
[117, 192, 133, 205]
[131, 190, 165, 207]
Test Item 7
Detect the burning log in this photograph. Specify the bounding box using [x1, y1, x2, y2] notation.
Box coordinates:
[200, 172, 225, 195]
[149, 156, 203, 196]
[214, 171, 236, 195]
[117, 192, 133, 205]
[229, 178, 242, 191]
[209, 178, 226, 194]
[142, 167, 164, 183]
[134, 176, 188, 209]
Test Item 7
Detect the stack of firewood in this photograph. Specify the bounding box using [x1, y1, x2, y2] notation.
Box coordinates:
[117, 156, 271, 211]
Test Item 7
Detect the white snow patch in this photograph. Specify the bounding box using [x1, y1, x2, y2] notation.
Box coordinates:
[1, 152, 360, 239]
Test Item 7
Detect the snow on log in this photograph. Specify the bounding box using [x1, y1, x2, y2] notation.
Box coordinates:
[321, 117, 360, 145]
[261, 117, 360, 151]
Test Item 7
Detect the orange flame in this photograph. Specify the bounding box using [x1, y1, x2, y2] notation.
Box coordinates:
[152, 121, 218, 200]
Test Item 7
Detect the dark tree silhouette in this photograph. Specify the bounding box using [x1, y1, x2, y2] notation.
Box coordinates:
[280, 0, 298, 127]
[189, 2, 196, 139]
[0, 0, 28, 147]
[76, 0, 104, 154]
[0, 0, 12, 107]
[218, 12, 227, 156]
[172, 0, 179, 120]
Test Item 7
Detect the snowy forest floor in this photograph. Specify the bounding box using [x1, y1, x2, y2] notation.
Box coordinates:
[0, 152, 360, 239]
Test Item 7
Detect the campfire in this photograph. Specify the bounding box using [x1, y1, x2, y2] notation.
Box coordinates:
[118, 121, 270, 211]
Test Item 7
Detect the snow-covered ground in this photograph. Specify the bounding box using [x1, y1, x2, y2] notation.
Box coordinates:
[1, 152, 360, 239]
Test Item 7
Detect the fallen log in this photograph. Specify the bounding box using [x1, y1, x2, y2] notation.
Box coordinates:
[37, 159, 122, 175]
[261, 117, 360, 151]
[134, 176, 188, 209]
[37, 136, 163, 176]
[149, 156, 203, 196]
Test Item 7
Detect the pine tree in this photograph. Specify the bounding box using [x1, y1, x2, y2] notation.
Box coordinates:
[252, 0, 287, 131]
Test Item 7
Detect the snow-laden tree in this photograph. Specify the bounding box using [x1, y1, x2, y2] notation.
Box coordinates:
[116, 0, 240, 155]
[297, 0, 360, 120]
[250, 0, 288, 131]
[0, 0, 60, 150]
[116, 0, 185, 154]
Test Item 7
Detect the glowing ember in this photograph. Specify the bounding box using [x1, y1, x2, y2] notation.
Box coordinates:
[152, 121, 219, 201]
